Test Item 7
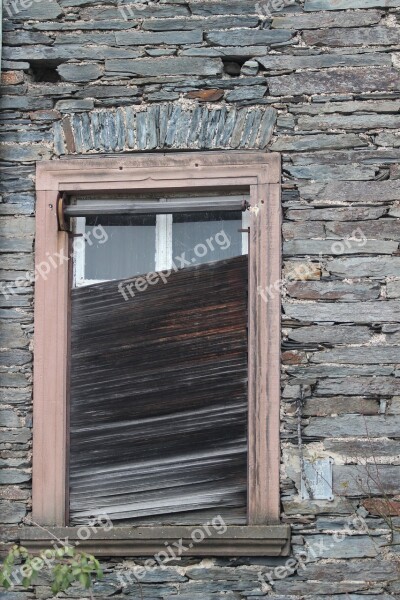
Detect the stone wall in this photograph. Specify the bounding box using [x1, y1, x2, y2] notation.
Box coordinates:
[1, 0, 400, 597]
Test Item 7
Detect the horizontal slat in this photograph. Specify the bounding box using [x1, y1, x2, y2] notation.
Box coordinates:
[70, 256, 248, 525]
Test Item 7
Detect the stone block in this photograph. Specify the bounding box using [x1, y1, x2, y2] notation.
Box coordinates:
[258, 53, 390, 70]
[284, 301, 400, 322]
[57, 63, 103, 83]
[305, 0, 400, 8]
[0, 500, 26, 524]
[272, 10, 382, 28]
[268, 68, 400, 96]
[115, 30, 203, 45]
[270, 133, 366, 152]
[105, 57, 223, 76]
[286, 281, 380, 301]
[301, 180, 400, 202]
[304, 26, 400, 46]
[205, 29, 293, 46]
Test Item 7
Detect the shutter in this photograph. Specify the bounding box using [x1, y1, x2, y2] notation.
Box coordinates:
[69, 255, 248, 525]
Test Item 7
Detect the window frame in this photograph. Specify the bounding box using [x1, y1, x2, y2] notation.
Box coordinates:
[72, 200, 250, 288]
[26, 152, 289, 556]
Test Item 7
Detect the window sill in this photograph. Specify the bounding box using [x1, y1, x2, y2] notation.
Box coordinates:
[20, 525, 291, 557]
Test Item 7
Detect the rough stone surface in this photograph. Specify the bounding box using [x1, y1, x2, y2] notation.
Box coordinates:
[2, 0, 400, 596]
[269, 68, 400, 95]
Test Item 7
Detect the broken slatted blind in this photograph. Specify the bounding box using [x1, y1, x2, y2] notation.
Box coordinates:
[69, 255, 248, 525]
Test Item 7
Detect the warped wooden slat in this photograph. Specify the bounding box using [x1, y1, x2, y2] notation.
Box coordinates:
[70, 255, 248, 525]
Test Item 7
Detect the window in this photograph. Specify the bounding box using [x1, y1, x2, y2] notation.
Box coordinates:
[24, 153, 289, 556]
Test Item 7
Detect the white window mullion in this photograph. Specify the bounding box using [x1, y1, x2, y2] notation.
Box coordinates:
[73, 217, 86, 287]
[155, 214, 173, 271]
[241, 210, 250, 256]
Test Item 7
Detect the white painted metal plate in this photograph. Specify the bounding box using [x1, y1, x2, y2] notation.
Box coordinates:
[301, 458, 334, 501]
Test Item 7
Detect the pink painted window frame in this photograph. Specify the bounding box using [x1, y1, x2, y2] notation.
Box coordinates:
[33, 152, 282, 529]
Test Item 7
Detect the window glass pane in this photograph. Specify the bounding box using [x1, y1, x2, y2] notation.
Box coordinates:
[172, 211, 243, 267]
[84, 215, 156, 281]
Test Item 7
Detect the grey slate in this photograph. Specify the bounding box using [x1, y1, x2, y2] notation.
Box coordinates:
[225, 86, 267, 102]
[270, 133, 366, 152]
[205, 30, 293, 46]
[272, 10, 382, 28]
[305, 0, 400, 8]
[257, 53, 390, 70]
[300, 180, 400, 202]
[115, 30, 203, 45]
[298, 114, 400, 131]
[284, 301, 400, 322]
[268, 68, 400, 95]
[105, 57, 223, 76]
[57, 63, 103, 83]
[303, 26, 400, 46]
[142, 16, 259, 31]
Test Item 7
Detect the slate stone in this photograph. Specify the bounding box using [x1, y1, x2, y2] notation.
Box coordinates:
[82, 5, 190, 19]
[273, 580, 371, 595]
[241, 59, 259, 76]
[3, 45, 141, 61]
[305, 415, 400, 438]
[2, 60, 30, 70]
[115, 30, 203, 45]
[286, 281, 380, 301]
[3, 0, 62, 19]
[303, 535, 382, 558]
[182, 46, 279, 57]
[31, 19, 134, 30]
[270, 133, 366, 152]
[0, 96, 52, 110]
[317, 376, 400, 396]
[0, 143, 52, 162]
[225, 85, 267, 101]
[329, 257, 400, 278]
[325, 219, 400, 240]
[312, 347, 400, 364]
[286, 164, 377, 180]
[334, 465, 400, 496]
[272, 10, 382, 29]
[268, 68, 400, 96]
[304, 26, 400, 47]
[0, 469, 30, 484]
[285, 206, 386, 221]
[78, 85, 140, 99]
[387, 280, 400, 298]
[2, 31, 53, 45]
[55, 99, 95, 113]
[57, 63, 103, 83]
[105, 57, 223, 76]
[284, 301, 400, 323]
[288, 325, 371, 344]
[305, 0, 400, 8]
[290, 99, 400, 115]
[325, 438, 400, 458]
[300, 180, 400, 202]
[302, 397, 379, 416]
[288, 364, 393, 378]
[298, 114, 400, 131]
[0, 500, 26, 524]
[205, 29, 293, 46]
[375, 132, 400, 147]
[142, 16, 259, 31]
[284, 240, 398, 256]
[258, 107, 277, 147]
[0, 409, 20, 427]
[257, 53, 390, 70]
[53, 32, 117, 45]
[190, 0, 263, 14]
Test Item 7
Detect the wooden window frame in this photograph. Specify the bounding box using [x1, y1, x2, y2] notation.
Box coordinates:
[23, 152, 290, 556]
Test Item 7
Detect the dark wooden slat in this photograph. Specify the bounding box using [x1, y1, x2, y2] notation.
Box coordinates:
[70, 256, 248, 525]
